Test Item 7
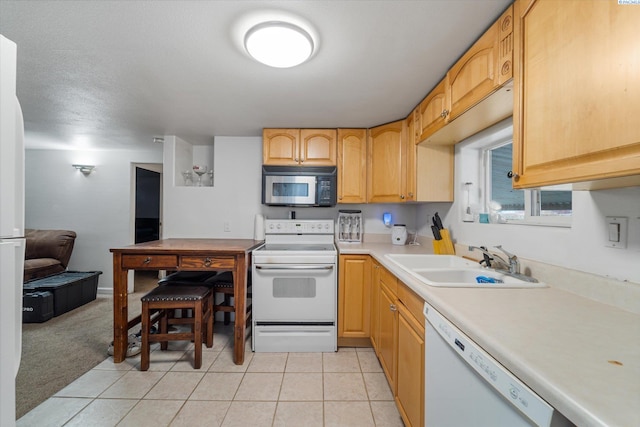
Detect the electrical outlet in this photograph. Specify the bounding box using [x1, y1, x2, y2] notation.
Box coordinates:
[224, 222, 231, 232]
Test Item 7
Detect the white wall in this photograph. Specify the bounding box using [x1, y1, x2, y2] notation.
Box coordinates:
[415, 124, 640, 285]
[162, 135, 418, 239]
[162, 136, 264, 238]
[25, 148, 163, 290]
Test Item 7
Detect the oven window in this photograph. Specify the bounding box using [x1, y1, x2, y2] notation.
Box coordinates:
[273, 278, 316, 298]
[273, 182, 309, 197]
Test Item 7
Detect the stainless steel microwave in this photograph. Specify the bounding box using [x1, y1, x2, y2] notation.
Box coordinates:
[262, 165, 337, 207]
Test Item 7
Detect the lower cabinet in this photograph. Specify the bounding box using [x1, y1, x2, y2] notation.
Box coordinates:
[338, 255, 371, 341]
[378, 280, 398, 392]
[396, 295, 425, 427]
[370, 259, 382, 352]
[341, 255, 425, 427]
[370, 261, 425, 427]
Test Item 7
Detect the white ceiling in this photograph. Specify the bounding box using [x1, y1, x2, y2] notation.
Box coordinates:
[0, 0, 511, 151]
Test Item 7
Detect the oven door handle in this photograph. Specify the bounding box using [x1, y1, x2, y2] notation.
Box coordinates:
[255, 265, 334, 270]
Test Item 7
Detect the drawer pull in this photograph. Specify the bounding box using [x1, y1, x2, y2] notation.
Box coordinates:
[204, 257, 212, 267]
[390, 304, 397, 312]
[143, 257, 152, 264]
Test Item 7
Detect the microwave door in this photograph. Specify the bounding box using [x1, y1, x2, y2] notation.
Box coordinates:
[265, 176, 316, 205]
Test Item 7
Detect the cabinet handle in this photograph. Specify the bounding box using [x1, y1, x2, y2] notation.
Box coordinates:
[390, 304, 397, 312]
[143, 257, 152, 264]
[440, 109, 449, 118]
[408, 192, 413, 197]
[507, 171, 520, 181]
[295, 158, 299, 162]
[204, 257, 212, 267]
[400, 194, 405, 199]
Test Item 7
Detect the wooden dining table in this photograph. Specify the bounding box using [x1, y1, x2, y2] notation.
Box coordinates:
[110, 238, 264, 364]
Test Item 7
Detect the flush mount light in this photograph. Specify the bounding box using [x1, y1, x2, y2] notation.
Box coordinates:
[244, 21, 314, 68]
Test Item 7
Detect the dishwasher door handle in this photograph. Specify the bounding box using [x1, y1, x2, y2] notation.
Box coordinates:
[255, 265, 334, 271]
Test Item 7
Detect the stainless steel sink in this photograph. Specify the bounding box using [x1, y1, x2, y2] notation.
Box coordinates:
[385, 254, 546, 288]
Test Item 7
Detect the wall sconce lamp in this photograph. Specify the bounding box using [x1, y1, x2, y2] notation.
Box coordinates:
[72, 164, 95, 175]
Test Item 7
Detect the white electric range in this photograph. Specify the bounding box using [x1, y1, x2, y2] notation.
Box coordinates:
[252, 219, 337, 352]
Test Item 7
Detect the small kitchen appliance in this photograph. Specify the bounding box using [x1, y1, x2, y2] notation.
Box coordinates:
[252, 219, 337, 352]
[392, 224, 408, 245]
[337, 210, 362, 243]
[262, 165, 337, 207]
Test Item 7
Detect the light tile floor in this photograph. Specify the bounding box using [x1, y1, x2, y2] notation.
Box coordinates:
[17, 324, 404, 427]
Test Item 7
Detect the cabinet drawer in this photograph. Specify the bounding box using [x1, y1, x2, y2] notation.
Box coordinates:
[122, 255, 177, 269]
[398, 281, 424, 324]
[180, 256, 235, 270]
[380, 266, 398, 295]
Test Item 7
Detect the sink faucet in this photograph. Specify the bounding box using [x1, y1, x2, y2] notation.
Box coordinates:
[469, 245, 536, 282]
[493, 245, 520, 274]
[467, 246, 495, 267]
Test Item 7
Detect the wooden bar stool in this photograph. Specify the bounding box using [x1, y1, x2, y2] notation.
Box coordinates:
[205, 271, 252, 326]
[140, 285, 213, 371]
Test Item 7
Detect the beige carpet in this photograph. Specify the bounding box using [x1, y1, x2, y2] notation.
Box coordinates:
[16, 271, 157, 419]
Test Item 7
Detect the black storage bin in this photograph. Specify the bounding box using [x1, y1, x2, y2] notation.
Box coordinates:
[23, 291, 54, 323]
[23, 271, 102, 316]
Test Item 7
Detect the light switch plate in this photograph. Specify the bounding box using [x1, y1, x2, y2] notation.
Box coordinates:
[605, 216, 627, 249]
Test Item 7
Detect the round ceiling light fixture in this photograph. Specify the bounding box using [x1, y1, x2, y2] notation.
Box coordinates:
[244, 21, 314, 68]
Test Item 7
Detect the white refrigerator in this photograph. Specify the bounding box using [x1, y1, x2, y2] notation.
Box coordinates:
[0, 34, 26, 426]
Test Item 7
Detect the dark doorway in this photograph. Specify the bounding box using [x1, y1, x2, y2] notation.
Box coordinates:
[135, 167, 161, 243]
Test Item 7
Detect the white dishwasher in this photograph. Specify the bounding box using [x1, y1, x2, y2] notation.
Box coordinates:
[423, 302, 574, 427]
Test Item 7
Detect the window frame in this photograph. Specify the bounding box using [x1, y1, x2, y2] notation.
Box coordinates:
[482, 141, 572, 228]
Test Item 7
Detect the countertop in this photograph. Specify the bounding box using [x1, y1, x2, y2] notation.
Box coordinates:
[337, 242, 640, 427]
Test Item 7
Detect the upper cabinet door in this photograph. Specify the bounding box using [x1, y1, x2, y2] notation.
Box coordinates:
[367, 120, 406, 203]
[337, 129, 368, 203]
[404, 112, 416, 202]
[512, 0, 640, 189]
[263, 129, 300, 166]
[418, 78, 448, 142]
[300, 129, 337, 166]
[447, 18, 499, 121]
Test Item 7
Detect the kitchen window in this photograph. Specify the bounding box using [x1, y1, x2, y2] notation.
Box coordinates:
[484, 142, 572, 227]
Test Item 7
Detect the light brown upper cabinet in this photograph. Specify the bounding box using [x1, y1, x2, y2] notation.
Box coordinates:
[263, 128, 337, 166]
[263, 128, 299, 165]
[418, 5, 514, 146]
[412, 104, 454, 202]
[367, 120, 407, 203]
[337, 129, 367, 203]
[404, 111, 417, 202]
[418, 78, 448, 142]
[512, 0, 640, 189]
[447, 5, 513, 121]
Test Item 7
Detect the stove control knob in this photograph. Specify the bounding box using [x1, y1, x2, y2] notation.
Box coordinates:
[269, 224, 274, 230]
[276, 224, 281, 229]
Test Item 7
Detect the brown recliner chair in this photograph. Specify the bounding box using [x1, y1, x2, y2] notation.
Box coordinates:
[23, 229, 76, 282]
